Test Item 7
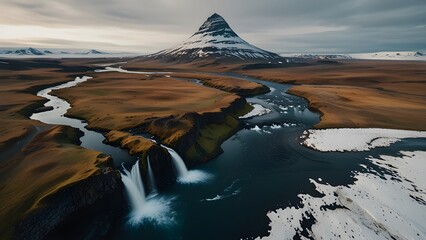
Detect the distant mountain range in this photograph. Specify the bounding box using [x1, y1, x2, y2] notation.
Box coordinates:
[0, 47, 107, 56]
[349, 51, 425, 61]
[280, 53, 353, 60]
[281, 51, 426, 61]
[149, 13, 282, 61]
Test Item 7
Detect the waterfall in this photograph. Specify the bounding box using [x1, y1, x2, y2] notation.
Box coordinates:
[121, 161, 145, 213]
[161, 145, 189, 178]
[147, 156, 158, 194]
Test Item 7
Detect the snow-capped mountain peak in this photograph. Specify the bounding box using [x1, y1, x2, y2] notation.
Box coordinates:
[150, 13, 281, 61]
[85, 49, 105, 54]
[0, 48, 113, 58]
[195, 13, 238, 38]
[9, 47, 46, 55]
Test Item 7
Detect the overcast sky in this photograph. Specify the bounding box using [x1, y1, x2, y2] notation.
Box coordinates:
[1, 0, 425, 53]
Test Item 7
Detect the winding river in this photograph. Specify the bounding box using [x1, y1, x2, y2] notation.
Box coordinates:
[30, 69, 426, 239]
[30, 76, 135, 165]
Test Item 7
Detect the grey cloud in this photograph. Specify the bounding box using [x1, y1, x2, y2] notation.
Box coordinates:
[1, 0, 425, 53]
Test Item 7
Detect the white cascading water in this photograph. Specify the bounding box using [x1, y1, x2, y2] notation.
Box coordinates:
[147, 156, 158, 194]
[161, 144, 210, 184]
[161, 145, 189, 178]
[121, 159, 173, 225]
[121, 160, 146, 213]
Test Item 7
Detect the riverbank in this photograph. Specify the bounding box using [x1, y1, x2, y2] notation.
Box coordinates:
[237, 60, 426, 130]
[0, 60, 92, 159]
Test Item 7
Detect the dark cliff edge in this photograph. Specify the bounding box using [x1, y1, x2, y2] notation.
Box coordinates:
[16, 168, 121, 240]
[6, 125, 123, 240]
[142, 96, 252, 167]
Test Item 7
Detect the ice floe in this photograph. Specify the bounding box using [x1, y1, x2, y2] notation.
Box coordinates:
[240, 104, 272, 119]
[257, 151, 426, 239]
[301, 128, 426, 152]
[250, 125, 262, 132]
[202, 179, 241, 202]
[278, 106, 288, 111]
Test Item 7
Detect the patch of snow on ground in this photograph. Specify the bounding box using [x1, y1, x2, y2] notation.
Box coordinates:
[301, 128, 426, 152]
[94, 66, 171, 75]
[257, 151, 426, 239]
[239, 104, 272, 119]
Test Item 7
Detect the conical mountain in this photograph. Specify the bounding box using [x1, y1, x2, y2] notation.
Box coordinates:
[150, 13, 281, 61]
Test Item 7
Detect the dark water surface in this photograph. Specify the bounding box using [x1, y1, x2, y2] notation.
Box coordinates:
[108, 74, 426, 239]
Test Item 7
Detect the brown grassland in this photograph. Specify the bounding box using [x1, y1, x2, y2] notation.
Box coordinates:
[53, 71, 242, 131]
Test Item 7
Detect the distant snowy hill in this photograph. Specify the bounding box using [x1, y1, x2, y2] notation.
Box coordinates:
[0, 48, 138, 58]
[1, 47, 45, 56]
[349, 51, 426, 61]
[85, 49, 106, 55]
[149, 13, 282, 61]
[281, 51, 426, 61]
[280, 53, 352, 60]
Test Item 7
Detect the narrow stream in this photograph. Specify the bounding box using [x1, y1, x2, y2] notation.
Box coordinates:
[30, 76, 135, 166]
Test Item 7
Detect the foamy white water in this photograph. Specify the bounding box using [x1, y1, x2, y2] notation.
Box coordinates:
[161, 144, 211, 184]
[177, 170, 211, 184]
